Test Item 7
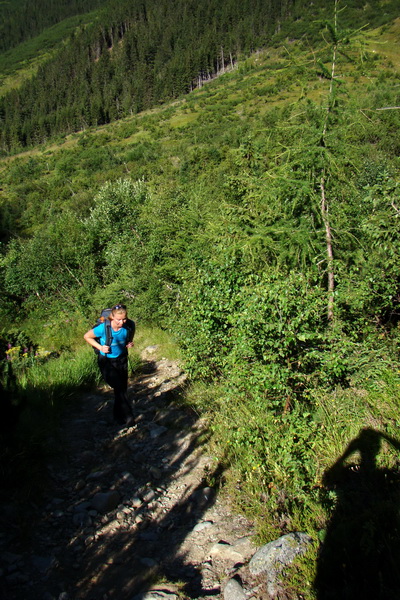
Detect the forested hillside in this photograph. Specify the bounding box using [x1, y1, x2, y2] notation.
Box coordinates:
[1, 0, 398, 152]
[0, 0, 107, 52]
[1, 1, 400, 597]
[0, 0, 291, 150]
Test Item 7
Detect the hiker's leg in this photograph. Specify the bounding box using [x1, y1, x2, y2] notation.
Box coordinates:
[98, 356, 132, 422]
[111, 355, 133, 423]
[97, 355, 117, 388]
[113, 389, 133, 423]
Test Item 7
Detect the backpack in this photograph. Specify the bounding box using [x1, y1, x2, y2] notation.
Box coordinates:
[93, 308, 135, 355]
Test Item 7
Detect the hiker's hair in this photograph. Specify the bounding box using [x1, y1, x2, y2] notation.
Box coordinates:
[110, 304, 127, 319]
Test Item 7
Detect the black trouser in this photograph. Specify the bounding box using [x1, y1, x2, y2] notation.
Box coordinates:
[98, 353, 133, 422]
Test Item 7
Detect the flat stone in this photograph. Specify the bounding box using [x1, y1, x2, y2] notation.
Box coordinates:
[224, 577, 246, 600]
[131, 591, 178, 600]
[73, 501, 91, 513]
[140, 531, 159, 541]
[73, 512, 92, 527]
[249, 532, 313, 576]
[231, 536, 257, 560]
[32, 555, 57, 573]
[209, 542, 243, 563]
[148, 425, 168, 439]
[91, 491, 120, 513]
[140, 557, 158, 567]
[86, 470, 107, 480]
[149, 466, 162, 479]
[249, 532, 313, 596]
[142, 490, 156, 503]
[193, 521, 214, 532]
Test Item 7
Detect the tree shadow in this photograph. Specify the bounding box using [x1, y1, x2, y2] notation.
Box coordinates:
[315, 427, 400, 600]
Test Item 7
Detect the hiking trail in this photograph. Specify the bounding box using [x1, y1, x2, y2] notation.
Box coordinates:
[0, 347, 259, 600]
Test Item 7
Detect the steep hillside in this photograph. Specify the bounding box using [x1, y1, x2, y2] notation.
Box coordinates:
[1, 0, 399, 152]
[0, 7, 399, 599]
[0, 0, 107, 52]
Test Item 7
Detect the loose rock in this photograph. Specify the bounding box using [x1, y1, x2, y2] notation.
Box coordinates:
[90, 491, 120, 513]
[249, 532, 313, 596]
[223, 577, 247, 600]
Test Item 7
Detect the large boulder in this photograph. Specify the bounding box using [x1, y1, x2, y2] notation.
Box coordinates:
[249, 532, 313, 596]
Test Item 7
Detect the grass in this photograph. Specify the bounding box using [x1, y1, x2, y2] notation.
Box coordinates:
[0, 30, 380, 167]
[366, 17, 400, 70]
[208, 375, 400, 599]
[0, 14, 399, 596]
[181, 360, 400, 597]
[19, 346, 98, 393]
[134, 325, 182, 362]
[0, 344, 98, 505]
[0, 323, 179, 499]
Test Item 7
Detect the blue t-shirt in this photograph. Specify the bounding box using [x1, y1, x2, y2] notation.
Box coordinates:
[93, 323, 129, 358]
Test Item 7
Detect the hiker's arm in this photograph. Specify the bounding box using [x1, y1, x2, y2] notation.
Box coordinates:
[126, 341, 134, 349]
[84, 329, 110, 354]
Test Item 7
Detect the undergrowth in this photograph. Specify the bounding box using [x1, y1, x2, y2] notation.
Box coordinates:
[185, 364, 400, 599]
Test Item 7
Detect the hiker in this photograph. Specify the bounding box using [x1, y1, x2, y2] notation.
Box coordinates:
[84, 304, 135, 425]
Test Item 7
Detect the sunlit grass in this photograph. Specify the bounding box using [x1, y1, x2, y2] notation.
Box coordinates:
[18, 345, 98, 395]
[134, 325, 182, 362]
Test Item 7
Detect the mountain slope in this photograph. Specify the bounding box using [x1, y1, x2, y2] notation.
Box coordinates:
[0, 0, 107, 52]
[1, 0, 398, 153]
[0, 8, 399, 599]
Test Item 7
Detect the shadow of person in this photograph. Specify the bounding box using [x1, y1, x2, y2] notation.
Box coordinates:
[315, 428, 400, 600]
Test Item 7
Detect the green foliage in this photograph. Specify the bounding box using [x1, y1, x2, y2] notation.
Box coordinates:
[174, 257, 248, 379]
[0, 0, 106, 54]
[0, 344, 98, 498]
[2, 0, 292, 150]
[7, 0, 397, 151]
[0, 5, 399, 583]
[176, 264, 367, 404]
[1, 211, 96, 308]
[86, 177, 148, 245]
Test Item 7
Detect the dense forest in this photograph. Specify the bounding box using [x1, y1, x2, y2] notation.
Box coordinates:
[0, 0, 293, 150]
[1, 0, 398, 152]
[1, 0, 400, 596]
[0, 0, 107, 52]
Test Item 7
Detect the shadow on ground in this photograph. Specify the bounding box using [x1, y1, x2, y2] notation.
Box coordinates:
[315, 427, 400, 600]
[1, 356, 229, 600]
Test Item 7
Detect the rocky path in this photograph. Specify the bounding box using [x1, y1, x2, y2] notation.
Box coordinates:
[0, 349, 258, 600]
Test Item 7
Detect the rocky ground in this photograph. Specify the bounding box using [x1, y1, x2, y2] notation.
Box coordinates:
[0, 348, 260, 600]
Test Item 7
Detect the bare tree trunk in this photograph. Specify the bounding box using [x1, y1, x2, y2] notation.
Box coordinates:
[320, 175, 335, 321]
[320, 0, 338, 322]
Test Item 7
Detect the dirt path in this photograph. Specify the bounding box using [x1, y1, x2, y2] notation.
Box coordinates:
[1, 350, 256, 600]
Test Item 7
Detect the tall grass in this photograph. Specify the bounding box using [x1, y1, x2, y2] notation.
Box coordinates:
[0, 323, 179, 501]
[0, 345, 98, 500]
[134, 325, 182, 361]
[185, 368, 400, 535]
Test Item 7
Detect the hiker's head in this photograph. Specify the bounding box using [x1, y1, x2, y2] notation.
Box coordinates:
[110, 304, 127, 322]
